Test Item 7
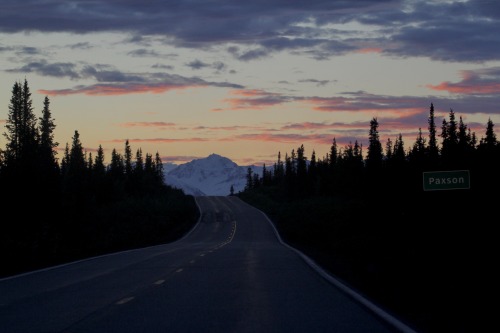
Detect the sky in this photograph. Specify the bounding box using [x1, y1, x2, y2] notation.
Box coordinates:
[1, 0, 500, 167]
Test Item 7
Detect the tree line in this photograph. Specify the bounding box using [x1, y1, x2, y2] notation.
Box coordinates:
[238, 103, 499, 333]
[243, 103, 499, 198]
[0, 79, 199, 277]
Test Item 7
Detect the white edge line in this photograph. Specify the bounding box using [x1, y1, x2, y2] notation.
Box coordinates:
[238, 198, 419, 333]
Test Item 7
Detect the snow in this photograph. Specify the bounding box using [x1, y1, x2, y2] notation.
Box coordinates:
[163, 153, 263, 196]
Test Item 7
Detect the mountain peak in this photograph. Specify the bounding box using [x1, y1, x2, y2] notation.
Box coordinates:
[164, 154, 262, 196]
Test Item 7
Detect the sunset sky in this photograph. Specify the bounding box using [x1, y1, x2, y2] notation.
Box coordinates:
[1, 0, 499, 166]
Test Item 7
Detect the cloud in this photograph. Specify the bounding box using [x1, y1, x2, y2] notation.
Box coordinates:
[152, 63, 174, 70]
[185, 59, 210, 70]
[298, 79, 332, 86]
[3, 1, 498, 62]
[39, 82, 202, 96]
[6, 60, 81, 79]
[36, 66, 244, 96]
[228, 133, 333, 145]
[162, 155, 201, 163]
[68, 42, 93, 50]
[221, 89, 294, 110]
[117, 122, 177, 128]
[427, 67, 500, 95]
[127, 49, 162, 57]
[107, 137, 210, 144]
[192, 125, 263, 131]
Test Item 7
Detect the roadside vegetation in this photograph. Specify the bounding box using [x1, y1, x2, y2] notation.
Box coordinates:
[238, 103, 498, 333]
[0, 79, 199, 278]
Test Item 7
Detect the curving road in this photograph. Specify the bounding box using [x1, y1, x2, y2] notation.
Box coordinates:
[0, 196, 417, 333]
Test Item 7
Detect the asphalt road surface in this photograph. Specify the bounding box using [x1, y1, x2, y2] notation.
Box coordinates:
[0, 196, 418, 333]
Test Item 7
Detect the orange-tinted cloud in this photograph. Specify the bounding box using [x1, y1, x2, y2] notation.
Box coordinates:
[355, 47, 383, 54]
[39, 83, 206, 96]
[227, 133, 333, 145]
[427, 67, 500, 94]
[106, 137, 210, 144]
[193, 125, 265, 131]
[302, 95, 423, 115]
[221, 89, 292, 110]
[117, 122, 177, 128]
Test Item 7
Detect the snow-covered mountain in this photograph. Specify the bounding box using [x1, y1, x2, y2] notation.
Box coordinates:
[163, 154, 263, 196]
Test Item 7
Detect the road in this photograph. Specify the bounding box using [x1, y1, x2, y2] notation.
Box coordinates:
[0, 196, 417, 333]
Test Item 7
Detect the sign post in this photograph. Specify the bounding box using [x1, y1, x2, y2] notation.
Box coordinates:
[423, 170, 470, 191]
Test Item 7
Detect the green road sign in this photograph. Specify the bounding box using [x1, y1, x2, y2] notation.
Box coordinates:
[423, 170, 470, 191]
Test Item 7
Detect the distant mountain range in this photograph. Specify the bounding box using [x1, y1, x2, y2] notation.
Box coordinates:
[163, 154, 263, 196]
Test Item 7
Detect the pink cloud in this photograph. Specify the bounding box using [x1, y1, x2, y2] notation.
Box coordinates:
[106, 137, 210, 144]
[355, 47, 383, 54]
[117, 122, 176, 128]
[38, 83, 205, 96]
[303, 95, 423, 115]
[427, 68, 500, 94]
[221, 89, 291, 110]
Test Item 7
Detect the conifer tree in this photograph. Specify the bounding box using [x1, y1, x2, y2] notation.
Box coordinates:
[385, 138, 393, 162]
[109, 148, 124, 179]
[154, 152, 164, 185]
[273, 151, 284, 183]
[3, 80, 38, 173]
[135, 148, 144, 174]
[38, 96, 58, 160]
[482, 118, 497, 148]
[408, 128, 426, 168]
[60, 143, 70, 176]
[144, 153, 153, 174]
[366, 117, 383, 170]
[124, 139, 133, 177]
[392, 133, 406, 167]
[38, 96, 59, 174]
[296, 144, 307, 187]
[329, 138, 338, 169]
[245, 167, 253, 191]
[309, 150, 317, 177]
[441, 109, 459, 166]
[93, 145, 106, 178]
[60, 130, 89, 204]
[427, 103, 439, 163]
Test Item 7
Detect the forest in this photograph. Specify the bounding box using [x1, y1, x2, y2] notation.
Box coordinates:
[1, 79, 497, 333]
[0, 79, 200, 278]
[237, 103, 499, 333]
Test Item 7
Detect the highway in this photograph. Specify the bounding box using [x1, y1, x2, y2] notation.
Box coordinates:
[0, 196, 417, 333]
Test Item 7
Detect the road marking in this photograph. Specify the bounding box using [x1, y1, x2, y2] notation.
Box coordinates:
[199, 253, 205, 257]
[154, 279, 165, 285]
[190, 260, 196, 264]
[176, 268, 183, 273]
[116, 297, 134, 305]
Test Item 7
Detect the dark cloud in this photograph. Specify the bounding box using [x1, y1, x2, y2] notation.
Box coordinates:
[68, 42, 93, 50]
[1, 1, 499, 62]
[185, 59, 228, 72]
[152, 63, 174, 70]
[306, 91, 500, 117]
[298, 79, 331, 87]
[38, 68, 244, 96]
[6, 60, 80, 79]
[127, 49, 162, 57]
[185, 59, 210, 70]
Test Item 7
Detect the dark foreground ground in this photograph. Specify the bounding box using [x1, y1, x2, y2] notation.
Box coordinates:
[238, 187, 494, 333]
